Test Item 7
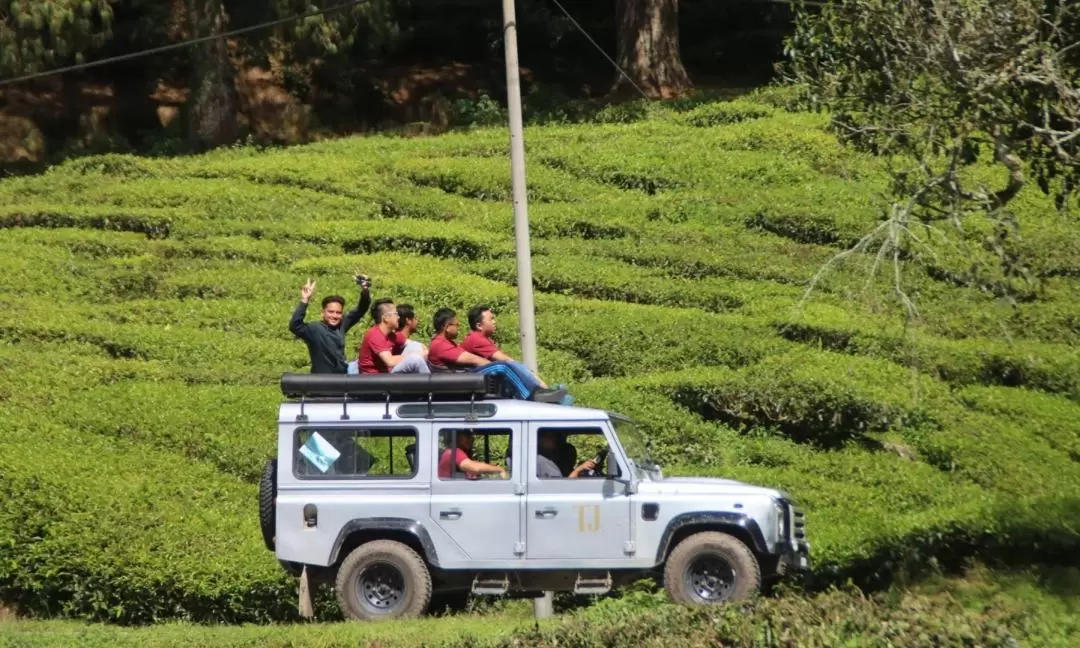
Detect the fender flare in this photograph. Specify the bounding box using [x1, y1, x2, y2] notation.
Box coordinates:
[329, 517, 440, 567]
[654, 512, 769, 564]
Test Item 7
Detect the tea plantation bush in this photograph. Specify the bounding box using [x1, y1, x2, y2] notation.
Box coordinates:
[0, 98, 1077, 627]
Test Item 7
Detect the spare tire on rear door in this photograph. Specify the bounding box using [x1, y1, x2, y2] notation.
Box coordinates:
[259, 457, 276, 551]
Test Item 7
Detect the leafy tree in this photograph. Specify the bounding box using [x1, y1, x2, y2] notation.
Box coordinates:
[786, 0, 1079, 311]
[0, 0, 115, 76]
[186, 0, 238, 150]
[612, 0, 692, 98]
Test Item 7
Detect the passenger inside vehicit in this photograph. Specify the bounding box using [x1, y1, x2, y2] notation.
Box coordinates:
[438, 430, 507, 480]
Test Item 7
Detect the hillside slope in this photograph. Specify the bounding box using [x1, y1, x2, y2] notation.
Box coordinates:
[0, 96, 1078, 624]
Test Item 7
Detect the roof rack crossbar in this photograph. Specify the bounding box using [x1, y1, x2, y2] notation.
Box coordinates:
[280, 372, 489, 402]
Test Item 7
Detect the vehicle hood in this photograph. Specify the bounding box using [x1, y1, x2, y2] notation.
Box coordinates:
[637, 476, 782, 499]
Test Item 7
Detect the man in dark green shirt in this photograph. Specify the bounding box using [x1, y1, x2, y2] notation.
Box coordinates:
[288, 276, 372, 374]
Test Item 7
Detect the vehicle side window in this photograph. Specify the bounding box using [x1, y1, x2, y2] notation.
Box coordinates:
[293, 427, 417, 479]
[535, 427, 618, 479]
[437, 427, 512, 480]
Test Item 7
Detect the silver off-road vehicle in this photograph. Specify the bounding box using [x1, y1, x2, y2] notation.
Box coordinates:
[260, 373, 810, 621]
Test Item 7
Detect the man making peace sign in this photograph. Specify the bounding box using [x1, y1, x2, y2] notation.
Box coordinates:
[288, 274, 372, 374]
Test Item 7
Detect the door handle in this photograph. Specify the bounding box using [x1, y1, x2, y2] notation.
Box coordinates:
[439, 510, 463, 520]
[535, 508, 558, 519]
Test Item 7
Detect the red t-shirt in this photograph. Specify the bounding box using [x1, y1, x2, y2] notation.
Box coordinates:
[460, 330, 499, 360]
[429, 335, 466, 369]
[438, 448, 469, 478]
[358, 326, 397, 374]
[391, 331, 407, 351]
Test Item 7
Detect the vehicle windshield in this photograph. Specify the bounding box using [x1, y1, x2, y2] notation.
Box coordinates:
[609, 414, 658, 475]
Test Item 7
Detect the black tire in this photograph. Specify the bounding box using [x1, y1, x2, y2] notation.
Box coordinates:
[663, 531, 761, 604]
[335, 540, 432, 621]
[258, 458, 276, 551]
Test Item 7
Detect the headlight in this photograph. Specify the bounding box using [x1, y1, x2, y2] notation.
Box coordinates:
[773, 498, 787, 540]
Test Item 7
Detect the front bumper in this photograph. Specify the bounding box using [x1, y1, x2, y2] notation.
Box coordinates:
[779, 540, 811, 571]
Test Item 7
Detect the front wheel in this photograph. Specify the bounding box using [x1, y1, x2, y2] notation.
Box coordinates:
[663, 531, 761, 604]
[335, 540, 432, 621]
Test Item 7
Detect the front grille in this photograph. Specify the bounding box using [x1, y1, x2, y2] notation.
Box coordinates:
[792, 507, 806, 541]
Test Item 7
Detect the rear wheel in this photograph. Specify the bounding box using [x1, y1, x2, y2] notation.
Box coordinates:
[663, 531, 760, 604]
[258, 458, 276, 551]
[335, 540, 432, 621]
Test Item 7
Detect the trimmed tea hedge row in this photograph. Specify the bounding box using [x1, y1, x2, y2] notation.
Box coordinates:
[956, 385, 1080, 459]
[771, 304, 1080, 399]
[472, 254, 806, 313]
[0, 204, 177, 239]
[545, 232, 847, 287]
[389, 155, 612, 204]
[58, 382, 278, 482]
[533, 296, 796, 377]
[0, 409, 294, 624]
[0, 302, 301, 385]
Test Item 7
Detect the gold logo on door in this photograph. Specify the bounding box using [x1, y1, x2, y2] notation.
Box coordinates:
[576, 505, 601, 532]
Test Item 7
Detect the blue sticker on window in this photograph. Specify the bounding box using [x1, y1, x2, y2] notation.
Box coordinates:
[300, 431, 341, 473]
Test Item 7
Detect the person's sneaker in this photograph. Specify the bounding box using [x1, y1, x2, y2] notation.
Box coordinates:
[558, 393, 576, 407]
[532, 387, 568, 404]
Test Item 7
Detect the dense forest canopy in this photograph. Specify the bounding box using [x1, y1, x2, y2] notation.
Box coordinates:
[0, 0, 795, 164]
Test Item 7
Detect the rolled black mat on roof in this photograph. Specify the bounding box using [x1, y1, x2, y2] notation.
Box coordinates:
[280, 372, 489, 399]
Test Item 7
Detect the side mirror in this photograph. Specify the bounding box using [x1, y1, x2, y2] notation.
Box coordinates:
[605, 459, 620, 479]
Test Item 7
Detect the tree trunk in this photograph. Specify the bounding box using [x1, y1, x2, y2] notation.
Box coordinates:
[611, 0, 692, 99]
[186, 0, 238, 150]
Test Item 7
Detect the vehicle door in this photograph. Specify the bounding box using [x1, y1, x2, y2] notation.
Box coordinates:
[524, 423, 633, 561]
[429, 423, 523, 562]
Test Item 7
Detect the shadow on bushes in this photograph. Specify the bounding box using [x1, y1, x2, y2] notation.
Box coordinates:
[811, 496, 1080, 594]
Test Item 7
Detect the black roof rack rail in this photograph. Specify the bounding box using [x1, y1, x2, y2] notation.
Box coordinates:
[280, 372, 491, 402]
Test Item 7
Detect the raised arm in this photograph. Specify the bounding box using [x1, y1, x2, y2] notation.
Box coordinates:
[288, 279, 316, 340]
[343, 283, 371, 332]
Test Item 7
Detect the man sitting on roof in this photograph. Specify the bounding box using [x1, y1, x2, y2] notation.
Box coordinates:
[357, 298, 431, 374]
[429, 307, 569, 404]
[289, 275, 371, 374]
[393, 303, 428, 358]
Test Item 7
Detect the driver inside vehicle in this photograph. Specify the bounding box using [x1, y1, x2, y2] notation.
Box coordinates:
[537, 430, 603, 479]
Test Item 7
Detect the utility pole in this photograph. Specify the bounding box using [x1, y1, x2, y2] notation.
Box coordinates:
[502, 0, 538, 374]
[501, 0, 552, 621]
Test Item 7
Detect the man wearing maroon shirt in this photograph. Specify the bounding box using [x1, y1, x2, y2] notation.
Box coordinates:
[451, 305, 569, 404]
[429, 307, 489, 370]
[357, 298, 430, 374]
[437, 430, 507, 480]
[393, 303, 428, 358]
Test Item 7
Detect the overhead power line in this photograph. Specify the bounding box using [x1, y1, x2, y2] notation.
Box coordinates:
[547, 0, 649, 99]
[546, 0, 826, 100]
[0, 0, 371, 88]
[1, 0, 829, 91]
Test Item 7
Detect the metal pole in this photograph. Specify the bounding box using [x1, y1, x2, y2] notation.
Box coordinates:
[501, 0, 538, 375]
[501, 0, 550, 621]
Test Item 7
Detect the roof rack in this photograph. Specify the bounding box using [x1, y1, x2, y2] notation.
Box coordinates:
[280, 372, 491, 402]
